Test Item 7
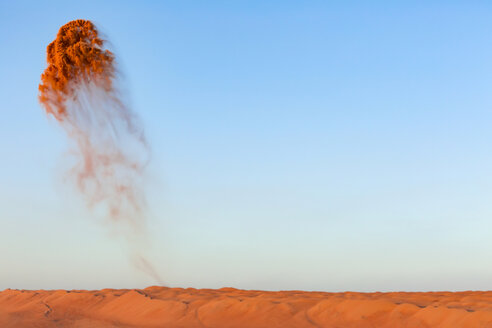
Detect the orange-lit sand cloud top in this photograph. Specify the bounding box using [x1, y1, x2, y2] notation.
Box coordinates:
[1, 287, 492, 327]
[39, 19, 114, 120]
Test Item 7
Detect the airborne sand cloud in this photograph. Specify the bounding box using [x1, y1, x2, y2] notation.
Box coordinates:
[39, 19, 161, 283]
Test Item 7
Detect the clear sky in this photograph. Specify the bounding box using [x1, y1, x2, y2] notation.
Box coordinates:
[2, 1, 492, 292]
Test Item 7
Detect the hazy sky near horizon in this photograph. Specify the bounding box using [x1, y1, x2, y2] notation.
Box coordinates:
[2, 1, 492, 292]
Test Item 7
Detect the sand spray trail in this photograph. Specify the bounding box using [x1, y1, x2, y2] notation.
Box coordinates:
[39, 19, 162, 283]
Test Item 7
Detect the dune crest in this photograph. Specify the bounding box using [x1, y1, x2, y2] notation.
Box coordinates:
[1, 287, 492, 327]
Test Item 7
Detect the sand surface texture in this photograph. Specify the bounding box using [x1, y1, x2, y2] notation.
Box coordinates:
[1, 287, 492, 327]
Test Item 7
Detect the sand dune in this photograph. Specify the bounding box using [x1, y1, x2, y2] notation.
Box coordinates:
[1, 287, 492, 327]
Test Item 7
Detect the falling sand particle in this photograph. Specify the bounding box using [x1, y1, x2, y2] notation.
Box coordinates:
[39, 19, 162, 283]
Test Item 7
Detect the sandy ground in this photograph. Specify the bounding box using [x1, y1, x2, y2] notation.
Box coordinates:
[1, 287, 492, 327]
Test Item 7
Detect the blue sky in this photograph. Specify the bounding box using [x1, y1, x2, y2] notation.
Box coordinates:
[2, 1, 492, 291]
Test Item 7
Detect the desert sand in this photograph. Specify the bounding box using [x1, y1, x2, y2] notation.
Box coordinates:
[1, 287, 492, 327]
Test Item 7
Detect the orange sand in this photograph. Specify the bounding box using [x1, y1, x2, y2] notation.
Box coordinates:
[1, 287, 492, 327]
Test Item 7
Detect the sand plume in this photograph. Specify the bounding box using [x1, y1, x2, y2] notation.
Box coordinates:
[39, 19, 161, 283]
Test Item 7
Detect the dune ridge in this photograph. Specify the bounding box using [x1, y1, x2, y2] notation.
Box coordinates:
[1, 287, 492, 327]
